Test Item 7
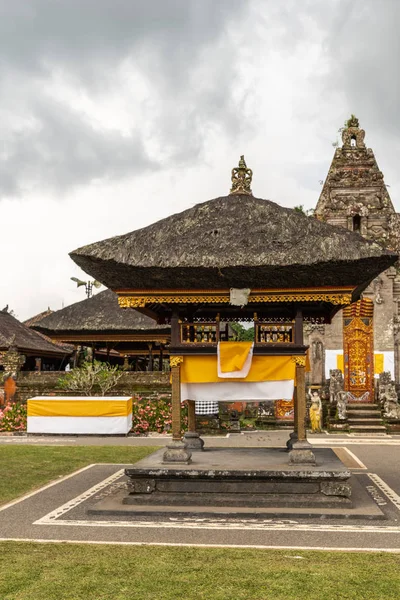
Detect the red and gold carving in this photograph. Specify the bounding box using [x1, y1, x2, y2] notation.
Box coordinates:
[275, 399, 294, 420]
[343, 298, 374, 401]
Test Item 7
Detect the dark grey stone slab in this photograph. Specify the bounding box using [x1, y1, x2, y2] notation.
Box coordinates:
[88, 474, 384, 520]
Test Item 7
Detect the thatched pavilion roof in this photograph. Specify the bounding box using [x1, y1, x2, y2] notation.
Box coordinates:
[32, 289, 170, 337]
[0, 309, 70, 357]
[70, 194, 397, 292]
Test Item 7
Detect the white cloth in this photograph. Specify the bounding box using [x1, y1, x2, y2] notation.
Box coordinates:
[182, 380, 294, 404]
[27, 414, 132, 435]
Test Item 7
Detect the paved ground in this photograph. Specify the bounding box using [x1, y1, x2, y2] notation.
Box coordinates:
[1, 431, 400, 551]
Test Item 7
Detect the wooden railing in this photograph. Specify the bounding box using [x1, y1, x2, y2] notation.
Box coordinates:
[255, 322, 294, 344]
[180, 322, 221, 344]
[179, 320, 295, 345]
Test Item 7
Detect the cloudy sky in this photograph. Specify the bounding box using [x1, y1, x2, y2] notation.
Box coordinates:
[1, 0, 400, 320]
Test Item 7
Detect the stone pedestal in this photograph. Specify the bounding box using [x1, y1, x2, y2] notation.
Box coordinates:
[183, 431, 204, 451]
[163, 440, 192, 464]
[289, 439, 316, 465]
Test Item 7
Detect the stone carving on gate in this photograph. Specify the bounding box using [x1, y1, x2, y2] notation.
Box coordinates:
[378, 371, 400, 419]
[329, 369, 344, 404]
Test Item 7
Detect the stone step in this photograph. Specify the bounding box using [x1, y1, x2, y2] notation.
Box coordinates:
[347, 403, 379, 410]
[347, 412, 381, 419]
[349, 425, 387, 432]
[348, 418, 383, 425]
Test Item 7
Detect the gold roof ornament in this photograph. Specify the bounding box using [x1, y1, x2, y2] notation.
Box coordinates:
[230, 155, 253, 195]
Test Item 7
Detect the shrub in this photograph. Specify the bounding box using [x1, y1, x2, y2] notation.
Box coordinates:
[0, 402, 27, 432]
[56, 361, 124, 396]
[131, 395, 188, 435]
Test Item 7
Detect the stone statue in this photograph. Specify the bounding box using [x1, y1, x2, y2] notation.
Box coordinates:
[336, 391, 348, 420]
[329, 369, 344, 404]
[381, 383, 400, 419]
[308, 389, 322, 432]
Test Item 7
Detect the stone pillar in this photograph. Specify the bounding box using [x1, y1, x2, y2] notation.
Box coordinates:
[163, 356, 192, 464]
[289, 357, 316, 465]
[183, 400, 205, 451]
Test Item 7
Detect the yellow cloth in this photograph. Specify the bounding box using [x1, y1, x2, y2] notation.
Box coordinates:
[374, 353, 384, 375]
[218, 341, 253, 373]
[180, 355, 296, 383]
[28, 398, 132, 418]
[336, 354, 344, 373]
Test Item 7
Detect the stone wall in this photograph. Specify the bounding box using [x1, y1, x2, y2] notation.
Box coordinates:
[15, 371, 171, 404]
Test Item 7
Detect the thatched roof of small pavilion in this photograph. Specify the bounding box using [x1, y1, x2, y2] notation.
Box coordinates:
[32, 289, 170, 337]
[70, 194, 397, 291]
[0, 309, 70, 357]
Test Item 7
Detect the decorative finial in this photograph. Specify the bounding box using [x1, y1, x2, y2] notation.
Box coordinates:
[346, 114, 359, 129]
[230, 155, 253, 195]
[342, 115, 365, 148]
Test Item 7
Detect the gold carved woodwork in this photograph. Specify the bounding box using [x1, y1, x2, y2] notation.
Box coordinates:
[291, 356, 307, 367]
[117, 287, 354, 309]
[343, 298, 374, 400]
[170, 356, 184, 367]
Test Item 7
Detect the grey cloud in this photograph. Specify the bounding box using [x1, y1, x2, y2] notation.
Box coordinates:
[314, 0, 400, 137]
[0, 0, 250, 197]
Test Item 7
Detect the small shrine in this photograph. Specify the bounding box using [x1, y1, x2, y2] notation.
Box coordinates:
[70, 157, 397, 511]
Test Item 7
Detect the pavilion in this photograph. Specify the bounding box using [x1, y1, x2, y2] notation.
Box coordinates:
[0, 307, 71, 373]
[70, 157, 396, 509]
[31, 289, 171, 370]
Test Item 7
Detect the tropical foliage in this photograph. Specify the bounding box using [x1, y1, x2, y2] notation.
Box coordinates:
[56, 361, 124, 396]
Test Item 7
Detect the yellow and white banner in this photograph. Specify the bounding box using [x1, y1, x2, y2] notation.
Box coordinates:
[180, 354, 296, 407]
[217, 341, 254, 378]
[27, 396, 132, 434]
[325, 350, 395, 379]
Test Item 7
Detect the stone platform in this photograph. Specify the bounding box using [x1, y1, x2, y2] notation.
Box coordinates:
[89, 447, 356, 517]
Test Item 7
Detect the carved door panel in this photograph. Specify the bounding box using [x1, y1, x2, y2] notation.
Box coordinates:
[343, 299, 374, 402]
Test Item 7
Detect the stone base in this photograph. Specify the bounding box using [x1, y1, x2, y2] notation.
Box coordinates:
[125, 447, 351, 509]
[162, 440, 192, 464]
[289, 440, 316, 465]
[183, 431, 205, 451]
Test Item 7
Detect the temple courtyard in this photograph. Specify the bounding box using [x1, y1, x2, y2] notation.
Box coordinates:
[0, 433, 400, 552]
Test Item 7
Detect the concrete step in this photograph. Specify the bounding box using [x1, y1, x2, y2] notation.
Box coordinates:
[349, 425, 387, 433]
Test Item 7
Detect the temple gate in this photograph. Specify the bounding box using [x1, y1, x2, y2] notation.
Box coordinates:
[343, 298, 374, 401]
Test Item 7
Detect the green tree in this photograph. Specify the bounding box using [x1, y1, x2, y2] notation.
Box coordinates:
[230, 323, 255, 341]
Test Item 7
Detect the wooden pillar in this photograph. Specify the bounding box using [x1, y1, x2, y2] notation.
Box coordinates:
[163, 310, 191, 463]
[295, 361, 307, 442]
[170, 357, 183, 441]
[183, 399, 205, 451]
[289, 356, 315, 464]
[187, 400, 196, 432]
[148, 343, 153, 372]
[159, 345, 164, 372]
[287, 309, 303, 450]
[289, 309, 315, 464]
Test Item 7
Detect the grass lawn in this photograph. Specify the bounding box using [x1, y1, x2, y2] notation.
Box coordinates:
[0, 543, 399, 600]
[0, 445, 158, 505]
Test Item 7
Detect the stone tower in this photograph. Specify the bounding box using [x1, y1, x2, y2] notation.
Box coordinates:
[306, 116, 400, 394]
